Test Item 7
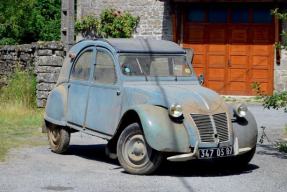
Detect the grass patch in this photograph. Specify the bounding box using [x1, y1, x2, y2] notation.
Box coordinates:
[0, 104, 45, 161]
[0, 67, 46, 162]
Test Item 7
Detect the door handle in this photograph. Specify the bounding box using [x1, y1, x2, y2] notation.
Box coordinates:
[228, 60, 231, 68]
[116, 91, 121, 96]
[68, 83, 71, 88]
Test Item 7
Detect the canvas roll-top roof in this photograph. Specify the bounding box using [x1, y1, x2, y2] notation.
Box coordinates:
[100, 38, 186, 54]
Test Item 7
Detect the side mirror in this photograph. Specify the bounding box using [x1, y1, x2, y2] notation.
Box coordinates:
[198, 74, 204, 85]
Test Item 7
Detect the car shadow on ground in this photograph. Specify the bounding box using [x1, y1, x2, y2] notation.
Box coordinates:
[64, 144, 259, 177]
[256, 144, 287, 159]
[65, 144, 119, 166]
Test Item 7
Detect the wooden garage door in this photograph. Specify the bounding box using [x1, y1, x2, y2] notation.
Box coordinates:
[183, 5, 274, 95]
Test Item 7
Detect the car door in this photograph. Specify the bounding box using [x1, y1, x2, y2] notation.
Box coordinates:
[67, 48, 95, 127]
[85, 48, 122, 135]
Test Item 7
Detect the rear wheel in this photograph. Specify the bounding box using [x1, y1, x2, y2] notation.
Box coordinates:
[213, 146, 256, 170]
[47, 123, 70, 154]
[117, 122, 163, 175]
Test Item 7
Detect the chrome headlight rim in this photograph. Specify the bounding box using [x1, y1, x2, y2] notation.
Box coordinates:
[169, 103, 183, 118]
[233, 103, 248, 118]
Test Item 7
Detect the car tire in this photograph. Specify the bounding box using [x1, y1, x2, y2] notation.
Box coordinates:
[117, 122, 163, 175]
[47, 123, 70, 154]
[213, 146, 256, 170]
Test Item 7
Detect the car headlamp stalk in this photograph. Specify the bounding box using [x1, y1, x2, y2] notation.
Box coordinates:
[233, 103, 248, 118]
[169, 103, 183, 118]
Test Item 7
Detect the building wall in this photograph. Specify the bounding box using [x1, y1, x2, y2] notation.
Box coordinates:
[77, 0, 172, 41]
[275, 6, 287, 92]
[0, 42, 65, 108]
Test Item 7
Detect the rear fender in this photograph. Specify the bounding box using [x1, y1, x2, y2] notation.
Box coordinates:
[128, 105, 191, 153]
[44, 84, 68, 126]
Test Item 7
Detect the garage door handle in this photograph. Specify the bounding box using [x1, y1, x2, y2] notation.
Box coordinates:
[228, 60, 231, 68]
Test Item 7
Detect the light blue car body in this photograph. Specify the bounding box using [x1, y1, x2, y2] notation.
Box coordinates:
[44, 39, 257, 154]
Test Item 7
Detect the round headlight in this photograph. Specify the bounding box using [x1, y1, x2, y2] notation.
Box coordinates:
[233, 103, 248, 117]
[169, 103, 183, 118]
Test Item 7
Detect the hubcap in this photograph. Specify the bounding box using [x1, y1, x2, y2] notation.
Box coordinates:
[123, 134, 152, 167]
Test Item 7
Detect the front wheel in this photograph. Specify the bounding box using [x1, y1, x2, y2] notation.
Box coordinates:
[47, 123, 70, 154]
[213, 146, 256, 170]
[117, 122, 163, 175]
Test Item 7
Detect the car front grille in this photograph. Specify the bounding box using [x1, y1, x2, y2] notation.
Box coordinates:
[190, 113, 229, 143]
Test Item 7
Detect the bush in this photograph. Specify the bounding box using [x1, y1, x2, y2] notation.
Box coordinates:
[75, 8, 140, 38]
[0, 67, 37, 108]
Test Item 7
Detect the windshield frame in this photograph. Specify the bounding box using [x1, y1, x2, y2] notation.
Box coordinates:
[117, 53, 197, 82]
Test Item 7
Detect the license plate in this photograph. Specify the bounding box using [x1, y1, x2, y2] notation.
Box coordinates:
[199, 147, 233, 159]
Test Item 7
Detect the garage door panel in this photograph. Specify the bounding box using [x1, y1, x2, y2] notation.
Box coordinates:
[208, 81, 225, 94]
[230, 29, 248, 43]
[208, 55, 225, 67]
[252, 29, 271, 43]
[208, 68, 225, 80]
[230, 44, 248, 54]
[230, 56, 247, 68]
[252, 45, 269, 55]
[193, 67, 204, 77]
[252, 56, 269, 68]
[251, 69, 268, 80]
[210, 29, 226, 42]
[229, 82, 247, 95]
[188, 44, 205, 52]
[209, 44, 226, 52]
[193, 54, 204, 65]
[229, 69, 247, 81]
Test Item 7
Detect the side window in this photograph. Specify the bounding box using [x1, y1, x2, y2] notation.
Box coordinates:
[71, 50, 93, 81]
[93, 50, 117, 84]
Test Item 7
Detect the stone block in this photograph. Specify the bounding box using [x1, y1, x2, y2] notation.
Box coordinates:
[38, 50, 52, 56]
[36, 73, 59, 83]
[37, 91, 50, 99]
[38, 56, 63, 66]
[37, 99, 47, 108]
[37, 41, 64, 50]
[35, 66, 62, 74]
[55, 51, 65, 57]
[37, 83, 55, 91]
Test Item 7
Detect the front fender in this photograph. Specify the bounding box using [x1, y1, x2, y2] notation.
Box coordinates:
[228, 106, 258, 149]
[130, 105, 191, 153]
[44, 84, 68, 126]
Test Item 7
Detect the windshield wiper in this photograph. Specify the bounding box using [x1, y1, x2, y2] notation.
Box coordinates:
[136, 58, 148, 81]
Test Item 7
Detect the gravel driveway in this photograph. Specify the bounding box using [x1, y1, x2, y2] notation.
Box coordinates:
[0, 104, 286, 192]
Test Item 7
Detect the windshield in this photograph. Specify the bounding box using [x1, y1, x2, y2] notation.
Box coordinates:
[119, 55, 193, 77]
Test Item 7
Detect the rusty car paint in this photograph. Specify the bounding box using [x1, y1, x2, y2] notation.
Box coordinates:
[128, 105, 191, 153]
[44, 39, 258, 158]
[44, 84, 68, 126]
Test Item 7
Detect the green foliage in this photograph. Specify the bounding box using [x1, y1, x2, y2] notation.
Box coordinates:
[29, 0, 62, 41]
[0, 0, 61, 45]
[75, 8, 140, 38]
[271, 8, 287, 49]
[0, 67, 37, 108]
[251, 82, 287, 112]
[252, 82, 287, 153]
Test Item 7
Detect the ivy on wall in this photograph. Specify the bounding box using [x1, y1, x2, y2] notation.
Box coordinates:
[75, 8, 140, 38]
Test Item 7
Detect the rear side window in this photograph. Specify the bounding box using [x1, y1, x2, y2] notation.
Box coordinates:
[71, 50, 93, 81]
[93, 50, 117, 84]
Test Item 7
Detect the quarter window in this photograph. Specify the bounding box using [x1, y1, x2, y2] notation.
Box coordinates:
[93, 51, 117, 84]
[71, 50, 93, 81]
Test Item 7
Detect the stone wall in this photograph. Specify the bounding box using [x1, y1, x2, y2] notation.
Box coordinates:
[77, 0, 172, 41]
[0, 42, 65, 107]
[274, 6, 287, 92]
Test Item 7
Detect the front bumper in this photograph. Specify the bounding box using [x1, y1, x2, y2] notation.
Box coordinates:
[167, 137, 252, 162]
